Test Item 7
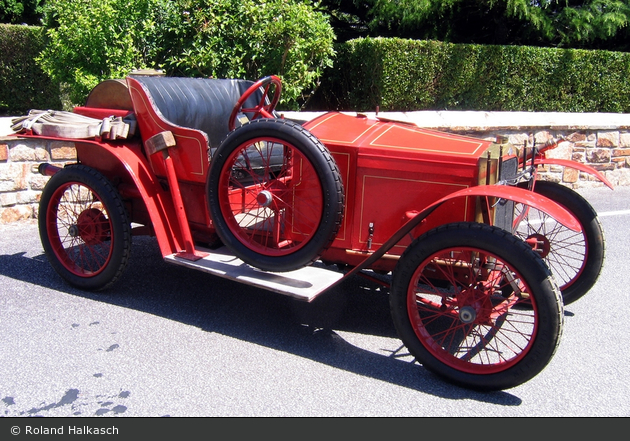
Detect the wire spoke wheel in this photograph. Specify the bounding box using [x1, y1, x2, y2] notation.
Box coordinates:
[219, 136, 324, 255]
[39, 165, 131, 290]
[49, 187, 113, 275]
[514, 181, 605, 304]
[407, 247, 536, 373]
[208, 119, 344, 272]
[390, 222, 563, 391]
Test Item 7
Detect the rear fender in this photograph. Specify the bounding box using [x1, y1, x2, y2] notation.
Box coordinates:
[79, 140, 187, 257]
[36, 136, 186, 257]
[535, 158, 614, 190]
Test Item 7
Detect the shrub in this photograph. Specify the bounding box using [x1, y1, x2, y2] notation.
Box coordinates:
[0, 0, 45, 25]
[154, 0, 335, 110]
[35, 0, 335, 110]
[0, 24, 61, 114]
[36, 0, 166, 107]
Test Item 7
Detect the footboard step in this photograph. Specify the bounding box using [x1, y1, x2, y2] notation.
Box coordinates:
[164, 246, 344, 302]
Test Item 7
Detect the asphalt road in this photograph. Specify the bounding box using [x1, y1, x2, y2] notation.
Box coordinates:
[1, 185, 629, 417]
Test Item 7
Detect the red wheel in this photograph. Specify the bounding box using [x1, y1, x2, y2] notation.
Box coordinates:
[514, 181, 605, 305]
[208, 118, 344, 272]
[38, 164, 131, 290]
[228, 76, 282, 131]
[390, 223, 563, 391]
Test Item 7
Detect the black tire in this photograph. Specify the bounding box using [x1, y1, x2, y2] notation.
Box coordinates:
[207, 118, 344, 272]
[515, 181, 605, 305]
[38, 164, 131, 291]
[390, 222, 564, 391]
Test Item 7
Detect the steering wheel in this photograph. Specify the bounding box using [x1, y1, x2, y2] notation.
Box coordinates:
[228, 75, 282, 131]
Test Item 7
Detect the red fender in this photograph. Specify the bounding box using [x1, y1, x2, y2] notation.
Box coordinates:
[440, 185, 581, 232]
[88, 141, 190, 256]
[26, 133, 187, 257]
[84, 141, 189, 257]
[339, 184, 581, 280]
[535, 158, 614, 190]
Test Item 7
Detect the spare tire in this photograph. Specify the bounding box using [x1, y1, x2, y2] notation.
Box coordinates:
[207, 118, 344, 272]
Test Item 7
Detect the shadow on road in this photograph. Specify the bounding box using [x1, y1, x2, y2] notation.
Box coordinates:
[0, 233, 523, 406]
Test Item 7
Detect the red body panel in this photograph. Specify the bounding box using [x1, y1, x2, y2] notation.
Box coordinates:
[303, 113, 495, 268]
[305, 112, 490, 162]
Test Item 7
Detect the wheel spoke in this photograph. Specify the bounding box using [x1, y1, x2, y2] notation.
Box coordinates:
[391, 223, 562, 390]
[49, 183, 114, 276]
[512, 181, 605, 305]
[514, 203, 586, 289]
[39, 165, 131, 290]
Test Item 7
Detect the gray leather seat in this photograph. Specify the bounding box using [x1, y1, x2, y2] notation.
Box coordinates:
[129, 75, 264, 150]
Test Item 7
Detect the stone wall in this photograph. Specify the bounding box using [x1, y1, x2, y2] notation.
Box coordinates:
[2, 111, 630, 224]
[0, 138, 76, 224]
[459, 128, 630, 187]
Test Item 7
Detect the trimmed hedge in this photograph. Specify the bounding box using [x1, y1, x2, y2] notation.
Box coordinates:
[3, 28, 630, 114]
[309, 37, 630, 113]
[0, 24, 61, 115]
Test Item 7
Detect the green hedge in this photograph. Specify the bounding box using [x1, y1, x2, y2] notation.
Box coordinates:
[3, 28, 630, 114]
[0, 24, 61, 115]
[309, 37, 630, 113]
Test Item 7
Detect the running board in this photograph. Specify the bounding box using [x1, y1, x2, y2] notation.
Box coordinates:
[164, 246, 345, 302]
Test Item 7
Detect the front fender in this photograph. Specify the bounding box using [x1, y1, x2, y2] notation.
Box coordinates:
[340, 184, 581, 279]
[535, 158, 614, 190]
[439, 185, 581, 232]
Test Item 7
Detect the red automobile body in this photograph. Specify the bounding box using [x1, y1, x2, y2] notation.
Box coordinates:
[303, 112, 585, 272]
[16, 75, 611, 391]
[23, 77, 595, 275]
[29, 108, 584, 275]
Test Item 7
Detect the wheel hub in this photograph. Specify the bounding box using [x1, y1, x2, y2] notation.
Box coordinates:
[76, 208, 110, 245]
[68, 224, 80, 237]
[456, 284, 495, 325]
[459, 306, 477, 323]
[526, 233, 551, 258]
[257, 190, 274, 207]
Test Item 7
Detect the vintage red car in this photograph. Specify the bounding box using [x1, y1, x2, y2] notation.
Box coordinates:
[11, 74, 611, 391]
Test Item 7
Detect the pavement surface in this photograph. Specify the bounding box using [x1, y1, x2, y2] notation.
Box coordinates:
[1, 186, 629, 417]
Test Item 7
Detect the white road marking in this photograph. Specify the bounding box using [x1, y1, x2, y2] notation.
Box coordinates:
[598, 209, 630, 217]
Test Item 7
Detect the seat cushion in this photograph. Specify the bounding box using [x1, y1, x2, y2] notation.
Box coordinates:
[128, 76, 260, 150]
